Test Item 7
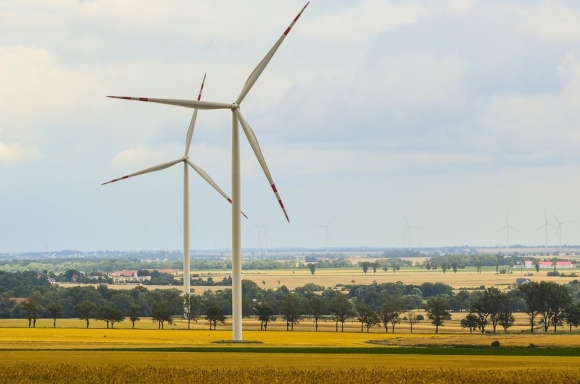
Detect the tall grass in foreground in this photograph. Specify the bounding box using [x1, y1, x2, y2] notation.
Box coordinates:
[0, 365, 575, 384]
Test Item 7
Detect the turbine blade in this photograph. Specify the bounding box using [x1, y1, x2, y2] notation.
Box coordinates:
[401, 228, 409, 238]
[552, 213, 561, 224]
[404, 215, 410, 226]
[184, 74, 207, 157]
[107, 96, 230, 110]
[536, 223, 546, 231]
[235, 2, 309, 105]
[101, 158, 182, 185]
[496, 225, 507, 233]
[235, 109, 289, 222]
[185, 159, 248, 219]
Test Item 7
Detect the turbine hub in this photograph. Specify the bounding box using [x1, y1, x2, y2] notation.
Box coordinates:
[231, 103, 239, 111]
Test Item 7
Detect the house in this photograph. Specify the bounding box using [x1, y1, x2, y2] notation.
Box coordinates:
[516, 278, 530, 285]
[110, 270, 150, 284]
[524, 260, 573, 269]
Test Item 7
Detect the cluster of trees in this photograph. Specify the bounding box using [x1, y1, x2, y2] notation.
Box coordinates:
[356, 258, 412, 275]
[4, 270, 580, 334]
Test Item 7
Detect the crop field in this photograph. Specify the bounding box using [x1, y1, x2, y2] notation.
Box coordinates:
[58, 266, 578, 293]
[1, 326, 580, 382]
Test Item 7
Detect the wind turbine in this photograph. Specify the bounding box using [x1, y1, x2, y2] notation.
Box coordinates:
[552, 214, 573, 250]
[248, 221, 262, 256]
[102, 75, 245, 296]
[401, 216, 421, 249]
[536, 211, 555, 248]
[106, 3, 309, 341]
[497, 213, 518, 249]
[314, 218, 333, 254]
[259, 220, 278, 257]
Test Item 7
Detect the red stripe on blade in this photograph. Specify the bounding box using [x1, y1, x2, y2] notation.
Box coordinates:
[278, 200, 285, 209]
[122, 97, 131, 100]
[227, 198, 232, 203]
[271, 184, 278, 193]
[138, 98, 148, 101]
[284, 27, 291, 35]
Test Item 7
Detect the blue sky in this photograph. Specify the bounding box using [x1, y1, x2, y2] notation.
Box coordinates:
[2, 0, 580, 252]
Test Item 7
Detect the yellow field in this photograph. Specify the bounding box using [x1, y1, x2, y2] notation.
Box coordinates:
[1, 363, 577, 384]
[1, 326, 580, 383]
[2, 321, 580, 349]
[58, 267, 577, 292]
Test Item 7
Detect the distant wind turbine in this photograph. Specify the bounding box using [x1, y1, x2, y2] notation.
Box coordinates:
[553, 214, 573, 250]
[314, 218, 334, 254]
[536, 211, 555, 248]
[259, 220, 278, 256]
[401, 216, 422, 249]
[102, 75, 245, 295]
[248, 221, 263, 255]
[497, 213, 518, 248]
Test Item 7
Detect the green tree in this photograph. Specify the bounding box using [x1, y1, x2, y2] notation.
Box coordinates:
[356, 303, 379, 332]
[460, 313, 479, 334]
[127, 304, 141, 329]
[451, 261, 459, 274]
[75, 300, 96, 328]
[205, 300, 225, 330]
[280, 294, 302, 331]
[424, 296, 451, 334]
[46, 303, 62, 328]
[564, 303, 580, 332]
[183, 294, 201, 330]
[308, 263, 316, 275]
[360, 262, 371, 275]
[404, 311, 422, 333]
[497, 309, 515, 332]
[254, 302, 276, 331]
[378, 296, 404, 333]
[308, 295, 327, 332]
[151, 300, 173, 330]
[329, 292, 356, 332]
[517, 281, 542, 333]
[97, 306, 125, 329]
[475, 259, 483, 274]
[20, 293, 41, 328]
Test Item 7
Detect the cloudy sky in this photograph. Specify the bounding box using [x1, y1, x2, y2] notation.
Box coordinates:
[2, 0, 580, 253]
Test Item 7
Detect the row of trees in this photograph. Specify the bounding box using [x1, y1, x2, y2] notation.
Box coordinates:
[5, 269, 580, 334]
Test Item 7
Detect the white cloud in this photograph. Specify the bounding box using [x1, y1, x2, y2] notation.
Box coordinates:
[0, 141, 39, 163]
[301, 0, 429, 41]
[515, 1, 580, 41]
[110, 145, 167, 171]
[0, 45, 108, 139]
[480, 54, 580, 155]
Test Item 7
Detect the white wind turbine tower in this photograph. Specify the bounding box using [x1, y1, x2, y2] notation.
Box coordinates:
[552, 214, 573, 250]
[401, 216, 421, 249]
[103, 75, 245, 296]
[497, 213, 519, 249]
[536, 211, 555, 248]
[314, 218, 333, 254]
[248, 221, 262, 256]
[258, 220, 278, 257]
[107, 3, 309, 341]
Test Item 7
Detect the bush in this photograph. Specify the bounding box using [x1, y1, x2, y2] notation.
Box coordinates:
[547, 271, 560, 277]
[491, 340, 501, 348]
